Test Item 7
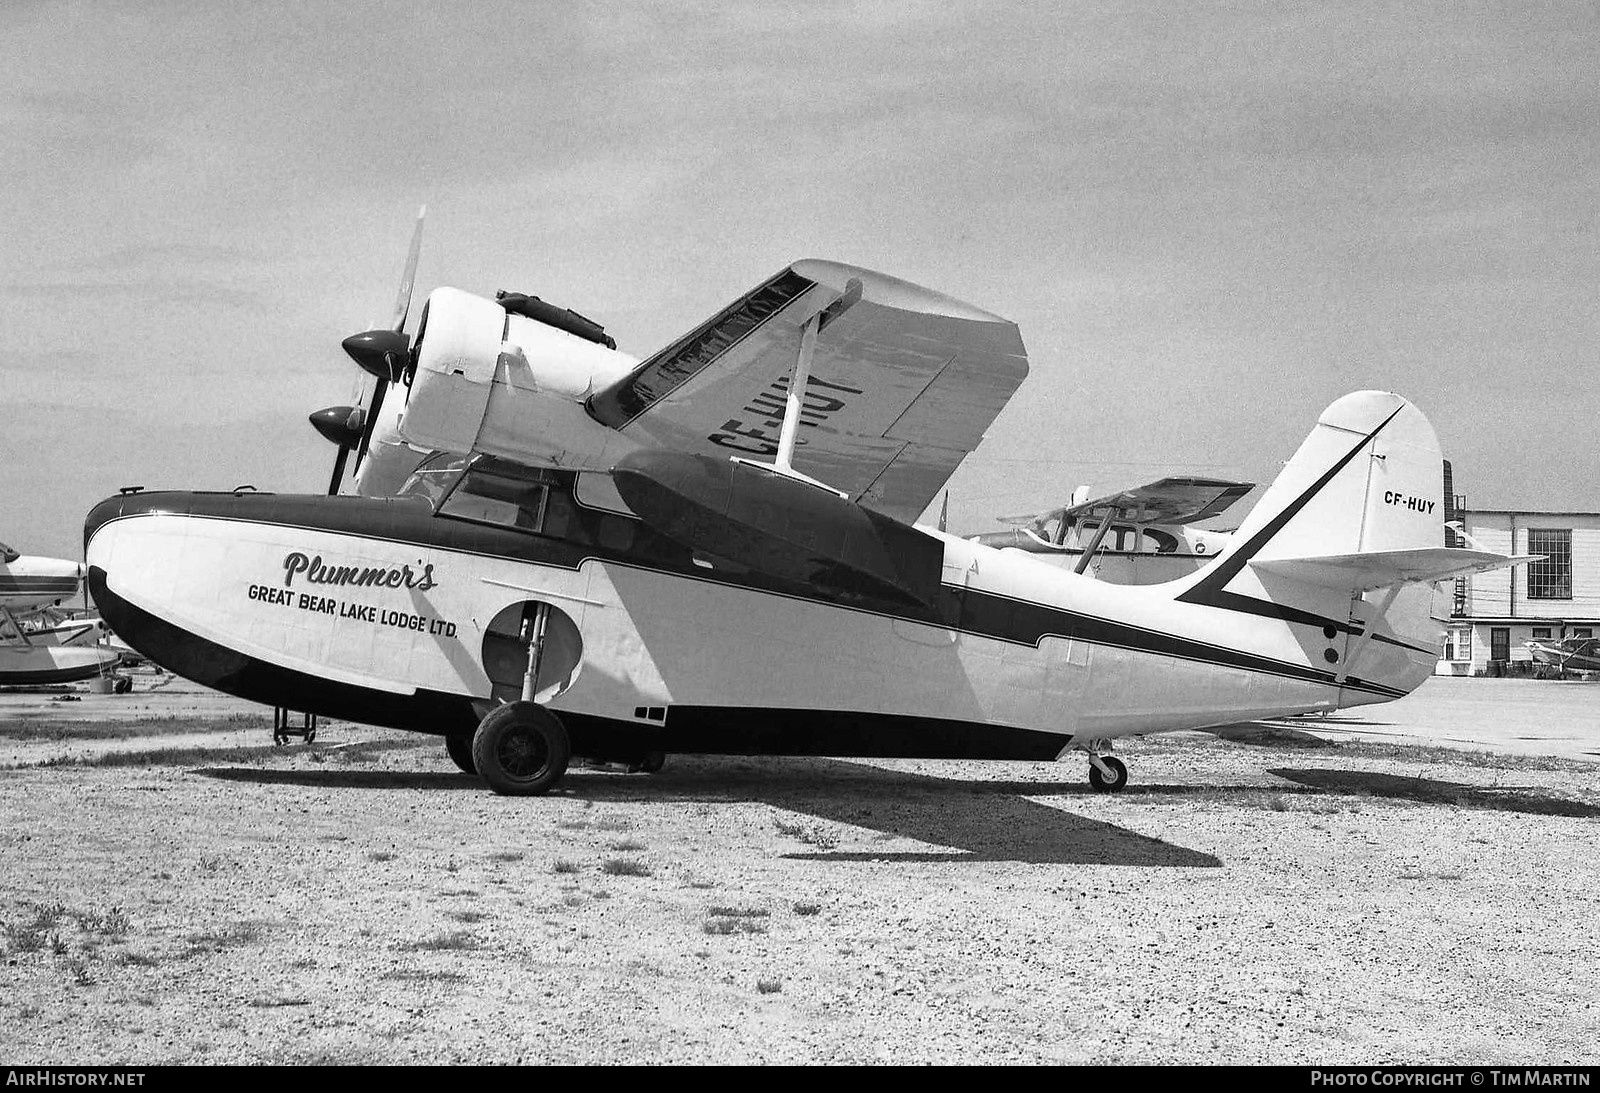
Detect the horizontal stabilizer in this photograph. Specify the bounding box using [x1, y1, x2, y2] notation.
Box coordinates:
[1250, 547, 1537, 593]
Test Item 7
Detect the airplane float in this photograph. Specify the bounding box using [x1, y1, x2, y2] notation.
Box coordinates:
[0, 541, 126, 687]
[83, 238, 1527, 795]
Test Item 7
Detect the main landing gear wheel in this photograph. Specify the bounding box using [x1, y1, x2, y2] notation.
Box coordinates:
[471, 701, 570, 796]
[444, 732, 476, 775]
[1088, 755, 1129, 793]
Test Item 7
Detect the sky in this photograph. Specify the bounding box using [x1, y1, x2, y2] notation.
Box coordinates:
[2, 1, 1595, 563]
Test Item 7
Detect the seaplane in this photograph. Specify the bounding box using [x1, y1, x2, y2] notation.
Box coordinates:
[1525, 636, 1600, 678]
[969, 477, 1255, 585]
[0, 540, 126, 687]
[83, 236, 1529, 796]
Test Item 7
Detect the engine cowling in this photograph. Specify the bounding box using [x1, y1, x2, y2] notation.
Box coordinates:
[399, 287, 639, 469]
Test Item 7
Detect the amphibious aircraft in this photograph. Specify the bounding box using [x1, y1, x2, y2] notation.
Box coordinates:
[0, 540, 124, 685]
[969, 477, 1254, 585]
[84, 254, 1527, 795]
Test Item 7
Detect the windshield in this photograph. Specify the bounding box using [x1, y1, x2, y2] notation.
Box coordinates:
[397, 452, 471, 512]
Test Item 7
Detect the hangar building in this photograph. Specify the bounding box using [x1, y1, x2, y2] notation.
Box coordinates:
[1436, 501, 1600, 676]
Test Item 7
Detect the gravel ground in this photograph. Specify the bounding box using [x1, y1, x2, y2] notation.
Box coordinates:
[1, 698, 1597, 1065]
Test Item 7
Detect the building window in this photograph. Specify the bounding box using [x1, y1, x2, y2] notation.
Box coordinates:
[1575, 628, 1594, 639]
[1526, 529, 1572, 600]
[1532, 627, 1552, 640]
[1446, 628, 1472, 661]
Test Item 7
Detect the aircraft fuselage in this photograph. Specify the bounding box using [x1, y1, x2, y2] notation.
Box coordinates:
[83, 468, 1433, 765]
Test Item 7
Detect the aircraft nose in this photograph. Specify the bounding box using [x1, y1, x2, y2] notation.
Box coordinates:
[83, 494, 126, 554]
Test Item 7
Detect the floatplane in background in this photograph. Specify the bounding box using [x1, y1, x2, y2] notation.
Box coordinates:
[83, 217, 1530, 795]
[1525, 636, 1600, 678]
[0, 540, 129, 688]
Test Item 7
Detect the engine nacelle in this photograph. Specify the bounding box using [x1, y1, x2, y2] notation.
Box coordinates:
[400, 287, 640, 468]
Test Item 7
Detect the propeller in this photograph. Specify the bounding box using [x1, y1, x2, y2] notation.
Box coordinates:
[311, 206, 426, 495]
[308, 405, 365, 495]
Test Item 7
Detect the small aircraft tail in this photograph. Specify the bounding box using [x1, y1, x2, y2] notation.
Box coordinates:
[1171, 391, 1522, 702]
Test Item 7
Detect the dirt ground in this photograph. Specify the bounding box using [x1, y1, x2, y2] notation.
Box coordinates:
[1, 675, 1597, 1065]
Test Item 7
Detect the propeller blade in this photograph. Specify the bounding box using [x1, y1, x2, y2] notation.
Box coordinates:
[353, 377, 388, 475]
[333, 208, 425, 489]
[327, 445, 351, 496]
[390, 205, 426, 333]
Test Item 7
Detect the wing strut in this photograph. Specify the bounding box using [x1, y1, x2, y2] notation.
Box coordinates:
[1072, 512, 1118, 576]
[731, 276, 863, 494]
[0, 606, 28, 646]
[773, 308, 819, 473]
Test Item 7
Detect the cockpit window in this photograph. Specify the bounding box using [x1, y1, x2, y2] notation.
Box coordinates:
[437, 455, 559, 532]
[398, 452, 471, 511]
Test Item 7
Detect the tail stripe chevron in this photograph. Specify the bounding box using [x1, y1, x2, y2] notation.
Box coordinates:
[1177, 404, 1405, 621]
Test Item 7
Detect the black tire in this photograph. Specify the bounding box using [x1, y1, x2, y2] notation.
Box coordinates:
[472, 701, 570, 796]
[113, 677, 132, 695]
[1088, 755, 1128, 793]
[444, 732, 476, 775]
[637, 750, 666, 774]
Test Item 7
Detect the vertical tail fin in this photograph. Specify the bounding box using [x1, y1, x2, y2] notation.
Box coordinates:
[1172, 391, 1451, 703]
[1207, 390, 1441, 571]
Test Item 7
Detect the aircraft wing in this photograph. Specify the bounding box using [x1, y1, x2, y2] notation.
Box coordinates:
[999, 477, 1256, 529]
[586, 260, 1029, 523]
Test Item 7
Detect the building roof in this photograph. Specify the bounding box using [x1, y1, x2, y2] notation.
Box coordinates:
[1465, 509, 1600, 518]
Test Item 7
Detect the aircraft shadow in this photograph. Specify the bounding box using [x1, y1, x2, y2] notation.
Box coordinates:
[1203, 722, 1341, 747]
[1268, 767, 1600, 818]
[578, 757, 1222, 868]
[196, 753, 1221, 867]
[198, 766, 479, 791]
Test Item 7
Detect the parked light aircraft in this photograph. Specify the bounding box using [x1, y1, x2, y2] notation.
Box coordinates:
[84, 254, 1526, 795]
[0, 540, 124, 685]
[1525, 636, 1600, 677]
[970, 477, 1254, 585]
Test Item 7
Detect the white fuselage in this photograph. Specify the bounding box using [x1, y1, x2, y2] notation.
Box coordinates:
[83, 477, 1432, 752]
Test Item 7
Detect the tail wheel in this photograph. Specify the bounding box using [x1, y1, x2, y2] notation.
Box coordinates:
[444, 732, 476, 775]
[472, 701, 570, 796]
[1088, 755, 1128, 793]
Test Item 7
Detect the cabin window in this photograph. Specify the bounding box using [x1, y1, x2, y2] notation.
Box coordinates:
[398, 452, 472, 511]
[1142, 528, 1180, 554]
[438, 456, 556, 532]
[1526, 529, 1571, 599]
